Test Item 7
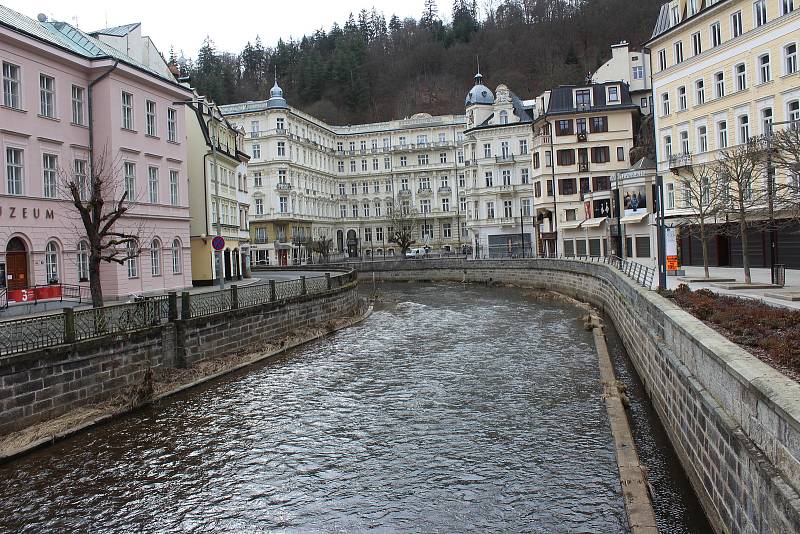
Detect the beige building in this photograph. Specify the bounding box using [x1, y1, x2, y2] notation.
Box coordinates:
[463, 73, 537, 257]
[220, 80, 467, 263]
[531, 83, 640, 257]
[186, 96, 250, 284]
[593, 41, 653, 115]
[647, 0, 800, 267]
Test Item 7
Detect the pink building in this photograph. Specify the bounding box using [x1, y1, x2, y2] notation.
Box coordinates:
[0, 7, 193, 304]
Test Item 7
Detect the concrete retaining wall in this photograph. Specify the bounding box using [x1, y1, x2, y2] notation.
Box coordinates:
[350, 258, 800, 534]
[0, 281, 359, 436]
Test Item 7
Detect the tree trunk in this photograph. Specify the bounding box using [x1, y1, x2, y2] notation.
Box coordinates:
[700, 222, 710, 279]
[89, 255, 104, 308]
[739, 210, 751, 284]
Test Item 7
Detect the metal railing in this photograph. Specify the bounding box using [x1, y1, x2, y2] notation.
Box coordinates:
[0, 271, 356, 355]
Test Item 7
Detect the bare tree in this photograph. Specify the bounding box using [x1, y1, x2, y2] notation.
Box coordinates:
[714, 142, 769, 284]
[310, 236, 334, 264]
[387, 200, 418, 255]
[62, 148, 147, 307]
[767, 124, 800, 219]
[676, 163, 727, 278]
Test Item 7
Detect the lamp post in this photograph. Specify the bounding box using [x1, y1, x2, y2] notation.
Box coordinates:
[656, 174, 667, 290]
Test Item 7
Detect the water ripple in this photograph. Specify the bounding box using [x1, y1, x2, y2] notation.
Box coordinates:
[0, 283, 626, 533]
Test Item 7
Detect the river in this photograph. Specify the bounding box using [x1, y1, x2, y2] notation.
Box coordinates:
[0, 282, 708, 532]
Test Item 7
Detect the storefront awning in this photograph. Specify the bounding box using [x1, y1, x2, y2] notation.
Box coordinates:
[559, 220, 583, 230]
[620, 212, 649, 224]
[581, 217, 607, 228]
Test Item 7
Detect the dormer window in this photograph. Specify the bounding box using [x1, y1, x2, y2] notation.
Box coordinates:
[499, 110, 508, 124]
[607, 86, 620, 103]
[575, 89, 592, 110]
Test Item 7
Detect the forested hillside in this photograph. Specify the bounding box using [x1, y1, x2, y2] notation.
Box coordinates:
[183, 0, 664, 124]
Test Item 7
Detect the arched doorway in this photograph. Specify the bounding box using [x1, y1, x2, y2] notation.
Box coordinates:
[346, 230, 358, 258]
[233, 248, 241, 280]
[6, 237, 29, 290]
[336, 230, 344, 253]
[223, 249, 232, 281]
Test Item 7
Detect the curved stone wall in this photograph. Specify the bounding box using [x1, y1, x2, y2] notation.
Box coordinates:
[351, 258, 800, 534]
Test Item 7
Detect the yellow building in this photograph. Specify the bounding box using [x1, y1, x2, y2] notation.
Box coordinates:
[647, 0, 800, 267]
[250, 217, 313, 266]
[186, 95, 250, 285]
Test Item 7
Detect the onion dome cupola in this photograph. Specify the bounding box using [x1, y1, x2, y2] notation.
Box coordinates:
[266, 73, 289, 109]
[465, 70, 494, 107]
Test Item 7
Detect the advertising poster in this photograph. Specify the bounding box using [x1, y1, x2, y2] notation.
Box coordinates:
[593, 198, 611, 218]
[623, 185, 648, 217]
[665, 226, 680, 271]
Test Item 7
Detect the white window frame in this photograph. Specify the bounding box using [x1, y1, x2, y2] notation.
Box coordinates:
[122, 91, 134, 130]
[71, 85, 85, 125]
[42, 153, 58, 198]
[39, 73, 55, 118]
[145, 100, 157, 136]
[2, 61, 20, 109]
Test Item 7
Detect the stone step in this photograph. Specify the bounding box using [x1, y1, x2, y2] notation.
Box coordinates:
[678, 277, 736, 283]
[711, 282, 782, 290]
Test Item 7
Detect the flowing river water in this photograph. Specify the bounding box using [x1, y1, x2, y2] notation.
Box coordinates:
[0, 283, 709, 532]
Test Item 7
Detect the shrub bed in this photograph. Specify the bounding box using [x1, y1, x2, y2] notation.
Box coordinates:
[660, 284, 800, 380]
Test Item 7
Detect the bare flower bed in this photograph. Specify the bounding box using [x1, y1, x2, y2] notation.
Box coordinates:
[659, 284, 800, 382]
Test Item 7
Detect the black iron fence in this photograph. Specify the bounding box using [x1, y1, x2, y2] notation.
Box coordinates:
[0, 271, 356, 356]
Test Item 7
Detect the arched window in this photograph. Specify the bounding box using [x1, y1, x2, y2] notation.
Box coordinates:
[77, 241, 89, 282]
[499, 110, 508, 125]
[171, 239, 182, 274]
[45, 241, 59, 283]
[150, 239, 161, 276]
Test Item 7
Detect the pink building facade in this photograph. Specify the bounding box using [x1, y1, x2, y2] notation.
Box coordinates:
[0, 7, 193, 303]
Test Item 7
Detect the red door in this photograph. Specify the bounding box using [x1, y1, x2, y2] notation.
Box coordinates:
[6, 251, 28, 290]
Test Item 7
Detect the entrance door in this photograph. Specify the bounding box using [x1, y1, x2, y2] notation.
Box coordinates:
[223, 249, 232, 280]
[6, 237, 28, 290]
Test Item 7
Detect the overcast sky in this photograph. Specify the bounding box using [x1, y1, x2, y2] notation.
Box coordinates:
[4, 0, 425, 58]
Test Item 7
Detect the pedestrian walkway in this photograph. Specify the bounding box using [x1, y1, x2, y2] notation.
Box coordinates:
[666, 266, 800, 310]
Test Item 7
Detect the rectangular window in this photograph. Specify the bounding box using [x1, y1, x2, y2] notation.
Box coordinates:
[556, 120, 574, 136]
[696, 79, 705, 105]
[575, 89, 591, 108]
[738, 115, 750, 143]
[607, 86, 619, 102]
[39, 74, 55, 118]
[678, 86, 687, 110]
[590, 116, 608, 133]
[167, 108, 177, 142]
[280, 197, 289, 213]
[786, 44, 798, 74]
[617, 147, 625, 161]
[759, 54, 771, 83]
[122, 91, 134, 130]
[731, 11, 743, 38]
[2, 62, 20, 108]
[42, 153, 58, 198]
[485, 172, 493, 187]
[124, 162, 136, 200]
[754, 0, 767, 27]
[666, 182, 675, 209]
[74, 159, 88, 200]
[483, 143, 492, 158]
[277, 141, 285, 156]
[658, 49, 667, 70]
[735, 63, 747, 91]
[698, 126, 708, 152]
[590, 146, 610, 163]
[252, 144, 261, 159]
[692, 32, 702, 56]
[519, 140, 528, 155]
[664, 135, 672, 158]
[71, 85, 85, 125]
[146, 100, 157, 136]
[557, 149, 575, 166]
[674, 41, 684, 63]
[521, 168, 530, 184]
[711, 22, 722, 47]
[487, 201, 495, 219]
[662, 92, 671, 116]
[148, 166, 158, 203]
[632, 65, 644, 79]
[715, 72, 725, 98]
[718, 121, 728, 148]
[127, 244, 138, 279]
[169, 170, 179, 206]
[783, 0, 795, 15]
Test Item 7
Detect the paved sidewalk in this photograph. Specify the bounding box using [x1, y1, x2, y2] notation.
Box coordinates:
[666, 266, 800, 309]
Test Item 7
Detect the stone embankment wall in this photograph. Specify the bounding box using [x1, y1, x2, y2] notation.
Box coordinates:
[0, 279, 359, 436]
[350, 258, 800, 534]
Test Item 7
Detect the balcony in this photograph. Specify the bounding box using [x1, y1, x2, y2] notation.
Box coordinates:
[338, 193, 348, 199]
[668, 153, 693, 173]
[577, 132, 588, 142]
[533, 134, 552, 148]
[578, 162, 590, 172]
[495, 154, 515, 164]
[398, 189, 412, 196]
[275, 182, 293, 191]
[438, 185, 452, 194]
[497, 184, 514, 195]
[417, 187, 433, 196]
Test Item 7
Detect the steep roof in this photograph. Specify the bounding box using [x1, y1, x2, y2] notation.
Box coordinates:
[0, 6, 178, 86]
[544, 82, 638, 116]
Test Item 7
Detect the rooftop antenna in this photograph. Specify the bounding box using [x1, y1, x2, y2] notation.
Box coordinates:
[476, 55, 480, 74]
[274, 65, 277, 84]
